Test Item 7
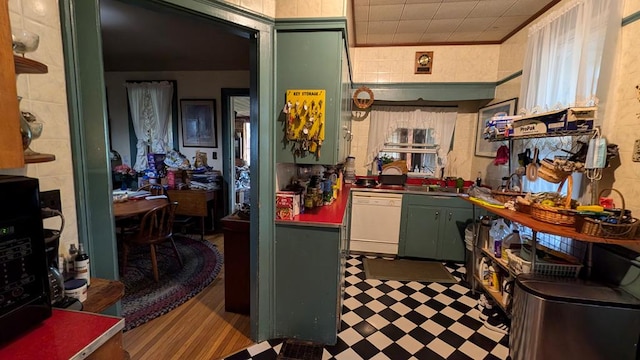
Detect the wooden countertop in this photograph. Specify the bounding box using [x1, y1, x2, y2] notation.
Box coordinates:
[464, 197, 640, 245]
[84, 278, 125, 314]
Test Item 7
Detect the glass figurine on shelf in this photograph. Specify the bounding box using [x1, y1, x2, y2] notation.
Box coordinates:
[21, 110, 44, 156]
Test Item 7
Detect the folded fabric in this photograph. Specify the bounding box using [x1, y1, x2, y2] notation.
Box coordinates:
[145, 195, 168, 200]
[494, 145, 510, 165]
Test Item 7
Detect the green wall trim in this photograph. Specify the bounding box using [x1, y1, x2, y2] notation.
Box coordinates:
[132, 0, 274, 24]
[622, 10, 640, 26]
[353, 82, 496, 101]
[496, 70, 523, 86]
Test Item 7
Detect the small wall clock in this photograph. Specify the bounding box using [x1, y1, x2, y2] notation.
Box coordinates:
[414, 51, 433, 74]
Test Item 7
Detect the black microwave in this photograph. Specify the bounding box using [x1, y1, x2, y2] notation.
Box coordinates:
[0, 176, 51, 343]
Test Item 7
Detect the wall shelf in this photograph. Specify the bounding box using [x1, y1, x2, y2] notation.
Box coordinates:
[488, 129, 596, 142]
[14, 56, 48, 74]
[25, 153, 55, 164]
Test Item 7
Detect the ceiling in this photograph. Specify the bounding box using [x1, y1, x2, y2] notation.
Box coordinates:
[99, 0, 560, 71]
[352, 0, 559, 46]
[100, 0, 251, 72]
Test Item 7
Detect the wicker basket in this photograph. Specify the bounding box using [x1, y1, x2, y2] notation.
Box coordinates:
[515, 202, 532, 214]
[491, 190, 522, 204]
[531, 175, 576, 226]
[537, 158, 571, 184]
[575, 189, 639, 239]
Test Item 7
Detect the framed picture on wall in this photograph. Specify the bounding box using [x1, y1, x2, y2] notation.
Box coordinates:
[474, 98, 517, 157]
[181, 99, 217, 148]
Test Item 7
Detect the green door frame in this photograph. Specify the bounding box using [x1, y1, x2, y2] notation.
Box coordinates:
[221, 88, 250, 215]
[58, 0, 275, 341]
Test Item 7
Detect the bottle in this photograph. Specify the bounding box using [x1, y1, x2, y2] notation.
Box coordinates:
[74, 243, 91, 286]
[479, 257, 490, 285]
[476, 171, 482, 186]
[67, 243, 78, 275]
[501, 229, 521, 260]
[489, 266, 500, 292]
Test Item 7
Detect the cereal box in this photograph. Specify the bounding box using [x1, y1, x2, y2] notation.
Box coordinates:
[276, 191, 300, 220]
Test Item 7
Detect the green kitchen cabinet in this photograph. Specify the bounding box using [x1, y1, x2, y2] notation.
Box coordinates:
[274, 210, 349, 344]
[399, 195, 474, 262]
[275, 28, 351, 165]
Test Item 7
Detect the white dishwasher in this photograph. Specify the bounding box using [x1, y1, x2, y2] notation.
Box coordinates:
[350, 192, 403, 255]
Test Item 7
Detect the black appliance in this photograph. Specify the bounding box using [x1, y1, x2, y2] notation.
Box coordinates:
[0, 176, 51, 343]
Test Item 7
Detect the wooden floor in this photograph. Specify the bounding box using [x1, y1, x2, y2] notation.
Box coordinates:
[123, 233, 254, 360]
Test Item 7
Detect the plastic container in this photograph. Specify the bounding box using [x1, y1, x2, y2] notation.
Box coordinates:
[64, 278, 87, 302]
[501, 229, 521, 259]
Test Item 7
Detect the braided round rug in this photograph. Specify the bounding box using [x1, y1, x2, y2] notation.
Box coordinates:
[120, 235, 223, 331]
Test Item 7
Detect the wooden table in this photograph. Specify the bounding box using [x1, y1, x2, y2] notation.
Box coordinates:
[167, 189, 219, 240]
[84, 278, 125, 313]
[113, 198, 168, 218]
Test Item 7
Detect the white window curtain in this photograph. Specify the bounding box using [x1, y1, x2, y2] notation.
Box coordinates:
[366, 106, 457, 167]
[147, 82, 174, 153]
[519, 0, 621, 115]
[125, 81, 174, 171]
[518, 0, 621, 195]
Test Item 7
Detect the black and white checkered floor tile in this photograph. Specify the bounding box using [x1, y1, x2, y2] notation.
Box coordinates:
[225, 256, 509, 360]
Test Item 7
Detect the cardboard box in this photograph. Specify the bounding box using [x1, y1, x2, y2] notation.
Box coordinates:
[276, 191, 300, 220]
[512, 107, 595, 137]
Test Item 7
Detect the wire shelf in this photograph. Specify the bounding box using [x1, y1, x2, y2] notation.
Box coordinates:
[488, 129, 597, 142]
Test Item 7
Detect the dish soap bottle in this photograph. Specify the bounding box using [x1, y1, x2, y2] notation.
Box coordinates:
[74, 243, 91, 286]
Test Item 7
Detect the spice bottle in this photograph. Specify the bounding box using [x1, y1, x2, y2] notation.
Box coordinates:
[476, 171, 482, 186]
[67, 243, 78, 275]
[74, 243, 91, 286]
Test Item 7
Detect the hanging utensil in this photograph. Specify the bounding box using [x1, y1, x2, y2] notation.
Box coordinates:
[526, 147, 539, 181]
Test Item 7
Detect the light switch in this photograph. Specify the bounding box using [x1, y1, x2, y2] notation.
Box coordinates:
[212, 151, 217, 160]
[633, 140, 640, 162]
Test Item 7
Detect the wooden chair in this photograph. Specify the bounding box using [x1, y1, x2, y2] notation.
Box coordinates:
[121, 201, 183, 282]
[116, 184, 168, 239]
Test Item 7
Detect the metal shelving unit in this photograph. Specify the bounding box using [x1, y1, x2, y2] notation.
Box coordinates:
[487, 128, 597, 142]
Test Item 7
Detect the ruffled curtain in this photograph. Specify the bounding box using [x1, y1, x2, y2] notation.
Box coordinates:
[147, 81, 174, 153]
[366, 106, 457, 167]
[125, 83, 150, 171]
[125, 81, 174, 171]
[519, 0, 621, 115]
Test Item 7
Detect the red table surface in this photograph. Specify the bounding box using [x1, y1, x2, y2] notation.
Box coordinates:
[0, 309, 124, 360]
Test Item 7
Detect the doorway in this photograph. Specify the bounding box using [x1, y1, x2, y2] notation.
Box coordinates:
[222, 88, 250, 214]
[60, 0, 276, 346]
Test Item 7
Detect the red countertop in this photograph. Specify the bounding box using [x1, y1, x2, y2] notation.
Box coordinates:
[0, 309, 124, 360]
[276, 185, 353, 227]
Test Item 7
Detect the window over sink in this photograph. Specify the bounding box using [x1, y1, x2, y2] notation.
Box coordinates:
[380, 128, 439, 176]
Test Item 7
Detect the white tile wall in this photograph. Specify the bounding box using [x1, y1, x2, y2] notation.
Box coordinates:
[2, 0, 78, 253]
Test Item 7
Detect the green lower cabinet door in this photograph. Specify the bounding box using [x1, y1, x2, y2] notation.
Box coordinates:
[437, 208, 473, 262]
[401, 204, 440, 258]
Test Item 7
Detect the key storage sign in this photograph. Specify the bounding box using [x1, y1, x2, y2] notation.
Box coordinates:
[282, 89, 326, 159]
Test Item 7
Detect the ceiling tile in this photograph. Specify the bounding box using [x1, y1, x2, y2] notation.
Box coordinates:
[447, 31, 480, 41]
[370, 0, 406, 4]
[397, 19, 430, 33]
[354, 0, 370, 6]
[427, 18, 462, 32]
[433, 1, 478, 19]
[468, 0, 516, 18]
[354, 5, 369, 21]
[393, 33, 424, 43]
[401, 3, 440, 20]
[475, 29, 512, 41]
[356, 32, 368, 44]
[366, 33, 396, 44]
[355, 21, 369, 36]
[504, 0, 548, 16]
[456, 17, 497, 32]
[490, 15, 529, 29]
[406, 0, 443, 3]
[420, 32, 453, 42]
[369, 4, 404, 21]
[367, 20, 399, 34]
